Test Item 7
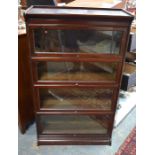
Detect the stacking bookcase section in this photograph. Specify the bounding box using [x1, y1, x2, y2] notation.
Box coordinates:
[33, 85, 117, 112]
[36, 114, 113, 145]
[38, 87, 113, 111]
[25, 6, 134, 145]
[33, 29, 123, 55]
[32, 60, 119, 84]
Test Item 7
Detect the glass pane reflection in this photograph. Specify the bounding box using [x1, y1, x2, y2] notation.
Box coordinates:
[37, 61, 117, 82]
[40, 115, 108, 134]
[39, 88, 112, 110]
[34, 29, 122, 54]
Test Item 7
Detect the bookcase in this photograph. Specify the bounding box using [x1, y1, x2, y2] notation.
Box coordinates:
[25, 6, 133, 145]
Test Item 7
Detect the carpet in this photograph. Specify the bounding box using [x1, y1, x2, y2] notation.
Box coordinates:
[115, 127, 136, 155]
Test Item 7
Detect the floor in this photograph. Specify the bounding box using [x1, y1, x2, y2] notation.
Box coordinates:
[115, 88, 136, 127]
[18, 107, 136, 155]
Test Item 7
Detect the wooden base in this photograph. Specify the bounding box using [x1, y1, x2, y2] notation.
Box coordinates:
[38, 135, 111, 145]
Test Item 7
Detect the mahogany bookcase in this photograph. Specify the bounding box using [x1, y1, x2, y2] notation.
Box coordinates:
[25, 6, 133, 145]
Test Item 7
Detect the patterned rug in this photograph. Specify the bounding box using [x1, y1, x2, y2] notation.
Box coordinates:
[115, 127, 136, 155]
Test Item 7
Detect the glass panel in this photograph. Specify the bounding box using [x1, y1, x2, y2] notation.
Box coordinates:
[39, 88, 112, 110]
[39, 115, 108, 134]
[34, 29, 122, 54]
[37, 61, 117, 82]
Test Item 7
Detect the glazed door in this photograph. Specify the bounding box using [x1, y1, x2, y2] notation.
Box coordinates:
[36, 87, 114, 111]
[33, 29, 123, 55]
[37, 114, 111, 135]
[34, 61, 118, 83]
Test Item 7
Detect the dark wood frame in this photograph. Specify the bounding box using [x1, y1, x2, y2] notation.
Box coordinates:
[18, 33, 35, 133]
[25, 6, 134, 145]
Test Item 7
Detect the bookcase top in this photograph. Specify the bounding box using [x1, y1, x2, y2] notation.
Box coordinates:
[25, 5, 134, 20]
